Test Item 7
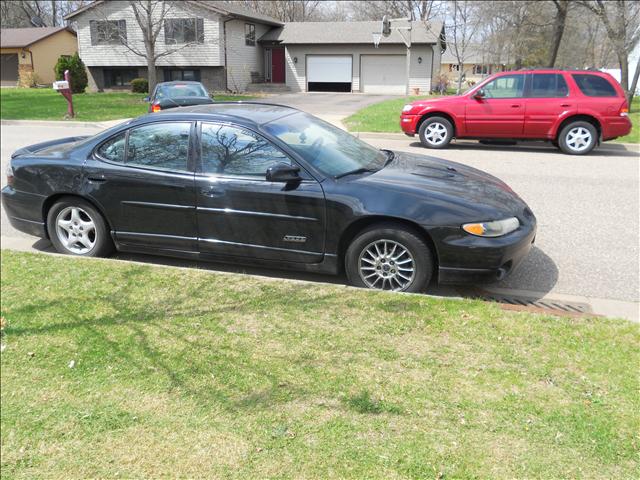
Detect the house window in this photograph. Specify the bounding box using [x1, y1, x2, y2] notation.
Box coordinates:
[449, 64, 460, 72]
[473, 65, 490, 75]
[245, 23, 255, 46]
[164, 18, 204, 44]
[165, 69, 201, 82]
[90, 20, 127, 45]
[103, 68, 138, 87]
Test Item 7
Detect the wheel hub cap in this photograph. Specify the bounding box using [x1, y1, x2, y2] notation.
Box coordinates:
[358, 239, 415, 291]
[425, 122, 447, 145]
[566, 127, 592, 152]
[55, 206, 97, 254]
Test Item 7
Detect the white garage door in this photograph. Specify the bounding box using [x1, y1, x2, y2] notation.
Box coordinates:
[307, 55, 352, 92]
[361, 55, 407, 94]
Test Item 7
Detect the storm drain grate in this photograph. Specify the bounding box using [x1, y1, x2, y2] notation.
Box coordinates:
[478, 293, 592, 314]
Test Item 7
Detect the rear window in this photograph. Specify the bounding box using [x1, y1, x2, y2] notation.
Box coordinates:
[572, 74, 617, 97]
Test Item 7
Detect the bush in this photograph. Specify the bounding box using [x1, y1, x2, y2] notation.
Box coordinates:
[54, 53, 88, 93]
[130, 78, 149, 93]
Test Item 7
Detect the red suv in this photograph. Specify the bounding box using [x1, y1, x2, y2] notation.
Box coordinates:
[400, 70, 632, 155]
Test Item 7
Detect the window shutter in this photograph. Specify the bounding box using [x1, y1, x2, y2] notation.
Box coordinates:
[118, 20, 127, 44]
[197, 18, 204, 44]
[90, 20, 97, 45]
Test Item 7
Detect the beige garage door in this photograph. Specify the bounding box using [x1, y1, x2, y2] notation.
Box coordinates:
[1, 54, 19, 86]
[361, 55, 407, 94]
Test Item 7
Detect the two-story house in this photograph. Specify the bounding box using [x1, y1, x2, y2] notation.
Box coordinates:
[65, 1, 445, 95]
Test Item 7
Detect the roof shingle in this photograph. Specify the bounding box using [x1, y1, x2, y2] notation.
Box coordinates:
[0, 26, 75, 48]
[259, 20, 444, 45]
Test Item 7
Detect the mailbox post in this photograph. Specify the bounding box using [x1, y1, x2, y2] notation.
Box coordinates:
[53, 69, 74, 118]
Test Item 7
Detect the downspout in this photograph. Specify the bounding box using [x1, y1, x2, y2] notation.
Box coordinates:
[222, 16, 235, 93]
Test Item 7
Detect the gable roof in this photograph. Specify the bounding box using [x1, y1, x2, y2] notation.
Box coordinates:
[259, 20, 444, 45]
[64, 0, 283, 26]
[0, 26, 76, 48]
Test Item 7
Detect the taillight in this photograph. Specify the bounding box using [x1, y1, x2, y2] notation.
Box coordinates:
[620, 106, 629, 117]
[152, 104, 161, 112]
[6, 164, 14, 187]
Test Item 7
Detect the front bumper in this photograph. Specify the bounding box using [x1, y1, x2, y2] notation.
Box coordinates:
[429, 211, 537, 285]
[400, 114, 420, 135]
[1, 186, 47, 238]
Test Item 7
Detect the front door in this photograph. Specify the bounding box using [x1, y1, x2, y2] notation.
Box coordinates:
[84, 121, 197, 251]
[271, 48, 285, 83]
[195, 122, 325, 263]
[465, 74, 526, 137]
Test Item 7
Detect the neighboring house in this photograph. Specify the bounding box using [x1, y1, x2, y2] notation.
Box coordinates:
[65, 1, 444, 94]
[64, 0, 283, 92]
[440, 44, 508, 85]
[0, 27, 78, 86]
[259, 20, 444, 95]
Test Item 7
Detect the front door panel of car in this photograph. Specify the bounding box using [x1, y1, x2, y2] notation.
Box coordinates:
[465, 74, 526, 137]
[195, 122, 326, 263]
[83, 121, 197, 251]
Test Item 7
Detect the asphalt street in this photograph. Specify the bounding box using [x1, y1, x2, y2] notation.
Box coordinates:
[1, 108, 638, 319]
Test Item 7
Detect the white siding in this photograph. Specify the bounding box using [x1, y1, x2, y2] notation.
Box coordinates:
[284, 44, 435, 94]
[223, 19, 270, 92]
[73, 1, 223, 67]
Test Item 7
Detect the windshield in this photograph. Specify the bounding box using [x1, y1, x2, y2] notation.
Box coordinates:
[156, 83, 208, 99]
[263, 112, 386, 177]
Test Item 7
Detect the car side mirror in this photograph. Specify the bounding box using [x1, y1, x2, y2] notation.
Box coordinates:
[266, 163, 301, 183]
[473, 89, 486, 100]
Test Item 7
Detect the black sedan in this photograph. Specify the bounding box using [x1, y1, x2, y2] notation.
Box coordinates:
[145, 81, 213, 112]
[1, 103, 536, 292]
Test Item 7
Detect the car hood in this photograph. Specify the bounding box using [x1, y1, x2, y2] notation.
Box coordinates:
[412, 95, 466, 107]
[156, 96, 214, 109]
[359, 151, 528, 220]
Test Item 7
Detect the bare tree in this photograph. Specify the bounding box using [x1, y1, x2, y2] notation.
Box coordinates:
[231, 1, 321, 22]
[447, 0, 480, 93]
[579, 0, 640, 102]
[548, 0, 569, 67]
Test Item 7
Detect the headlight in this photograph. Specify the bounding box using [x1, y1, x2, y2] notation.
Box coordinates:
[462, 217, 520, 237]
[401, 104, 414, 113]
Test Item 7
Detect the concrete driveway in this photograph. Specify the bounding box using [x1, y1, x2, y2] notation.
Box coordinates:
[1, 114, 638, 320]
[259, 92, 402, 117]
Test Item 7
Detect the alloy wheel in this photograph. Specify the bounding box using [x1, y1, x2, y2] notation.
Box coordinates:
[55, 206, 97, 254]
[358, 239, 415, 291]
[566, 127, 592, 153]
[424, 122, 448, 145]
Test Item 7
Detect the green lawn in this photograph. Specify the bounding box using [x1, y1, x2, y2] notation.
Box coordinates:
[344, 95, 432, 133]
[1, 250, 638, 478]
[0, 88, 255, 122]
[345, 96, 640, 144]
[614, 97, 639, 143]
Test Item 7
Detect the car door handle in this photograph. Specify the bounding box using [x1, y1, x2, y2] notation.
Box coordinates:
[561, 103, 572, 107]
[200, 186, 224, 197]
[87, 174, 106, 182]
[511, 104, 521, 108]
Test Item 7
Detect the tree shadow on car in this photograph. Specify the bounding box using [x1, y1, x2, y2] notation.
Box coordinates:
[408, 140, 639, 157]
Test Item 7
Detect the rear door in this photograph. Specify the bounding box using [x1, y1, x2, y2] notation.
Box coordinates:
[465, 74, 526, 137]
[84, 121, 197, 251]
[523, 73, 575, 138]
[195, 122, 326, 263]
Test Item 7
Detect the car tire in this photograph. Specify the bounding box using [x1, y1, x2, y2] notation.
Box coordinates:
[345, 223, 434, 293]
[47, 197, 114, 258]
[558, 121, 597, 155]
[418, 116, 454, 149]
